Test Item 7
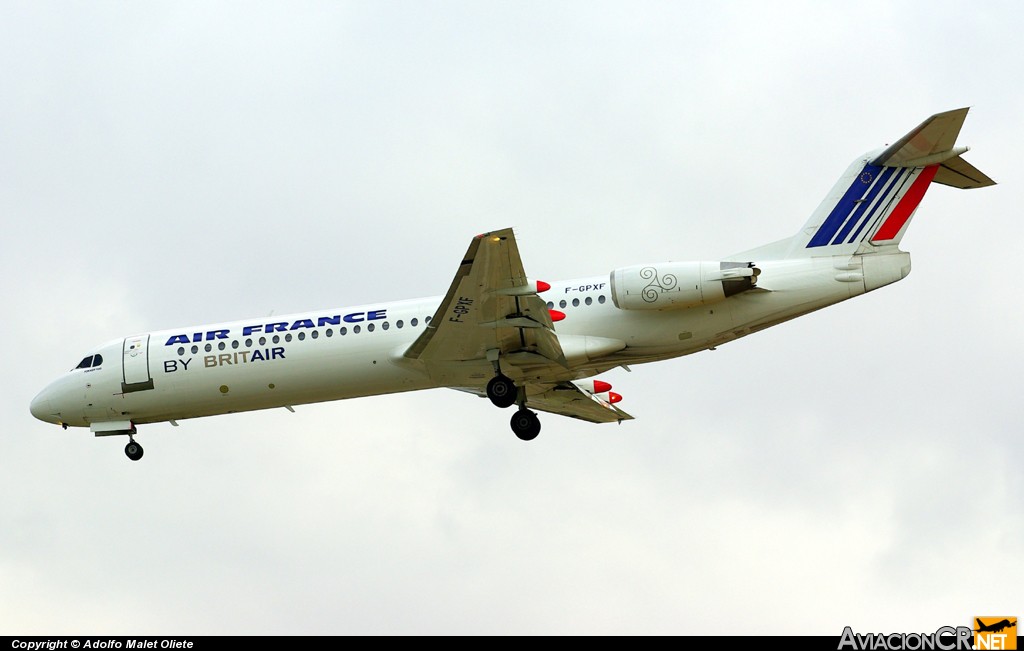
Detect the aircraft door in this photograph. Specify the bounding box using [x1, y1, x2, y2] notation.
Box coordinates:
[122, 334, 155, 393]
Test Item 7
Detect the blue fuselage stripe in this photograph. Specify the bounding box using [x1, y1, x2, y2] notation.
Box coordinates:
[807, 165, 882, 248]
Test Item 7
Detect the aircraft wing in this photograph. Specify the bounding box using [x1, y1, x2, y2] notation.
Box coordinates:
[404, 228, 567, 369]
[453, 381, 635, 424]
[527, 382, 634, 424]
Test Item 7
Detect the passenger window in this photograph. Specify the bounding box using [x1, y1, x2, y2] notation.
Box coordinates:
[585, 296, 593, 306]
[572, 298, 580, 307]
[311, 330, 319, 339]
[191, 345, 199, 354]
[382, 322, 389, 331]
[231, 340, 239, 349]
[353, 325, 361, 334]
[245, 338, 252, 347]
[205, 343, 212, 353]
[340, 327, 347, 336]
[177, 347, 185, 356]
[425, 316, 432, 324]
[259, 337, 267, 346]
[272, 335, 280, 344]
[411, 318, 418, 327]
[547, 301, 554, 309]
[218, 342, 226, 351]
[326, 329, 333, 337]
[285, 334, 293, 342]
[598, 295, 606, 304]
[397, 320, 404, 329]
[297, 332, 305, 341]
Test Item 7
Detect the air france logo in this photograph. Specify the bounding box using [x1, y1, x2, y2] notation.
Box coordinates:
[163, 310, 387, 346]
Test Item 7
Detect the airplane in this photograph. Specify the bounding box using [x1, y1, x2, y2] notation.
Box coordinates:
[975, 618, 1016, 634]
[30, 108, 994, 461]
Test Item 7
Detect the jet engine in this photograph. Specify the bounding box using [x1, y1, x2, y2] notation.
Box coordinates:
[609, 261, 760, 311]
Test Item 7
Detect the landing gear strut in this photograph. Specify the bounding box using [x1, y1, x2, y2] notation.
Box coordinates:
[510, 408, 541, 441]
[124, 431, 144, 462]
[486, 374, 517, 409]
[485, 350, 542, 439]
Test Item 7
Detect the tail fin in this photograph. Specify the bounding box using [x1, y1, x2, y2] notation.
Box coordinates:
[737, 108, 994, 260]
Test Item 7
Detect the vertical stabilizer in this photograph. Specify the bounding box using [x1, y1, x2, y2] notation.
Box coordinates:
[733, 108, 994, 261]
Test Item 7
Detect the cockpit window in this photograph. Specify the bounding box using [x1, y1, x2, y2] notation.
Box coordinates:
[74, 354, 103, 370]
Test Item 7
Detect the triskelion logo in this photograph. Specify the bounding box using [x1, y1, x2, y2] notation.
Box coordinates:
[974, 617, 1016, 650]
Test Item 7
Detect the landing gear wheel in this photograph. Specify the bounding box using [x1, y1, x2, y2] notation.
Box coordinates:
[486, 374, 518, 409]
[510, 409, 541, 441]
[125, 441, 144, 462]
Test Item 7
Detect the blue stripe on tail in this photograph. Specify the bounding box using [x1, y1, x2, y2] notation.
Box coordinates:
[807, 164, 882, 248]
[848, 168, 913, 244]
[831, 166, 898, 245]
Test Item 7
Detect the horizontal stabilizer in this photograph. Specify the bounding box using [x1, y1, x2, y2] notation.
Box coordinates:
[871, 107, 993, 188]
[933, 154, 996, 189]
[870, 107, 969, 166]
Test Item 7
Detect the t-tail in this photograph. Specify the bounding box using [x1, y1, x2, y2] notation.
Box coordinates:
[738, 107, 994, 262]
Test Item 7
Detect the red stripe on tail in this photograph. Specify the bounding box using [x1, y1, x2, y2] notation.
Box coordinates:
[871, 165, 939, 242]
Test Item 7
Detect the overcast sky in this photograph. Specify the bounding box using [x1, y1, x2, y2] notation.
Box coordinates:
[2, 0, 1021, 635]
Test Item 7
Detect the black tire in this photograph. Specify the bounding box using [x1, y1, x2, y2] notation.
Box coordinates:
[510, 409, 541, 441]
[125, 441, 144, 461]
[486, 374, 518, 409]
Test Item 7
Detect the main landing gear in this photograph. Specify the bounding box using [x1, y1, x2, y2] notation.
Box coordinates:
[486, 374, 518, 409]
[509, 407, 541, 441]
[486, 364, 542, 441]
[124, 431, 144, 462]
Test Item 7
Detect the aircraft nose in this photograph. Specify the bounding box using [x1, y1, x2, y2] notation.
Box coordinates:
[30, 388, 58, 424]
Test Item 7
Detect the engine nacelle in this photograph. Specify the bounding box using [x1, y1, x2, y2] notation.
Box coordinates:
[609, 261, 759, 311]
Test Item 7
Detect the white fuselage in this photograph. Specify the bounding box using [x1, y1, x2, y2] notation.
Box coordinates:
[30, 252, 909, 430]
